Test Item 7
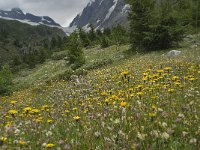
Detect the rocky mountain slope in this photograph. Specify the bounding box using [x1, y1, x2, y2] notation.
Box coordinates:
[0, 8, 60, 27]
[69, 0, 129, 30]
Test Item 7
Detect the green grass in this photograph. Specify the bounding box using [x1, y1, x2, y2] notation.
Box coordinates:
[14, 45, 130, 89]
[0, 37, 200, 149]
[14, 59, 67, 88]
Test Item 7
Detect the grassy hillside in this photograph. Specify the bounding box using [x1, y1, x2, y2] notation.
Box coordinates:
[14, 45, 130, 89]
[0, 33, 199, 149]
[0, 18, 65, 66]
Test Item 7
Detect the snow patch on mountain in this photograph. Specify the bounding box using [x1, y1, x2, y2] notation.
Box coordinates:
[68, 0, 128, 31]
[104, 0, 118, 22]
[121, 4, 130, 14]
[99, 0, 104, 6]
[0, 16, 62, 28]
[0, 8, 60, 27]
[82, 23, 91, 32]
[0, 16, 39, 26]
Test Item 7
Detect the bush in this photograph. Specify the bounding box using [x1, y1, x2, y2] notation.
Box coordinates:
[84, 59, 113, 70]
[0, 64, 13, 95]
[74, 68, 88, 76]
[51, 53, 67, 60]
[101, 37, 109, 48]
[56, 69, 74, 81]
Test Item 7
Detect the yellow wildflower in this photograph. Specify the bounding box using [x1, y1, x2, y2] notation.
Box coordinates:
[104, 99, 109, 103]
[41, 105, 49, 111]
[19, 140, 27, 145]
[121, 70, 129, 76]
[46, 143, 55, 148]
[23, 107, 32, 114]
[189, 77, 196, 82]
[65, 110, 70, 113]
[120, 101, 127, 107]
[47, 119, 53, 123]
[137, 92, 143, 96]
[168, 89, 175, 93]
[8, 109, 18, 115]
[31, 109, 40, 114]
[101, 92, 108, 96]
[73, 116, 81, 121]
[72, 107, 77, 111]
[0, 137, 7, 142]
[149, 113, 156, 117]
[10, 100, 17, 105]
[157, 70, 164, 74]
[164, 67, 172, 71]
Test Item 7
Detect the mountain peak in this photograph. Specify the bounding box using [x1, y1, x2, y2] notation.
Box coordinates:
[0, 8, 60, 27]
[11, 8, 23, 12]
[11, 8, 24, 15]
[69, 0, 129, 30]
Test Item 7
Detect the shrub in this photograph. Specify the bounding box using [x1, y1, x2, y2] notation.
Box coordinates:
[0, 64, 13, 95]
[51, 53, 67, 60]
[84, 59, 113, 70]
[56, 69, 74, 81]
[101, 37, 109, 48]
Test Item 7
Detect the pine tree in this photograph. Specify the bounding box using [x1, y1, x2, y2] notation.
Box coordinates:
[101, 36, 109, 48]
[50, 37, 57, 49]
[67, 31, 85, 69]
[112, 25, 128, 50]
[78, 28, 90, 47]
[38, 48, 48, 63]
[128, 0, 156, 52]
[128, 0, 185, 52]
[191, 0, 200, 29]
[88, 23, 96, 42]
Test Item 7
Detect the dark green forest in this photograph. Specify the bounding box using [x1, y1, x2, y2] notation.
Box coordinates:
[127, 0, 199, 52]
[0, 19, 65, 69]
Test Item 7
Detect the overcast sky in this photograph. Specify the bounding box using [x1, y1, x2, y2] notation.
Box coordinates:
[0, 0, 90, 27]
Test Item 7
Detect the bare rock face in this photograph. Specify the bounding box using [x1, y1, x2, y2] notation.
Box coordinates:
[69, 0, 129, 30]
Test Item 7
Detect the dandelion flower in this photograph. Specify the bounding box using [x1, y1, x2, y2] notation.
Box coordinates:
[73, 116, 81, 121]
[46, 143, 55, 148]
[120, 101, 127, 107]
[0, 137, 7, 142]
[8, 109, 18, 115]
[19, 140, 27, 145]
[10, 100, 17, 105]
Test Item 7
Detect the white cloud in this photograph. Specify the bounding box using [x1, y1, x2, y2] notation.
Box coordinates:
[0, 0, 90, 27]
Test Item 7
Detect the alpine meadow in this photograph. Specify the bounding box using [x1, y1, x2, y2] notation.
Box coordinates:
[0, 0, 200, 149]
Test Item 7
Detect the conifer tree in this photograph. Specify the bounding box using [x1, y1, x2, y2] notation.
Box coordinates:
[101, 36, 109, 48]
[78, 28, 90, 47]
[112, 25, 128, 50]
[127, 0, 185, 52]
[67, 31, 85, 69]
[88, 23, 96, 42]
[128, 0, 156, 52]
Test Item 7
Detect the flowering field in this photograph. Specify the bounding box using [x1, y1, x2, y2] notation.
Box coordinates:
[0, 46, 200, 149]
